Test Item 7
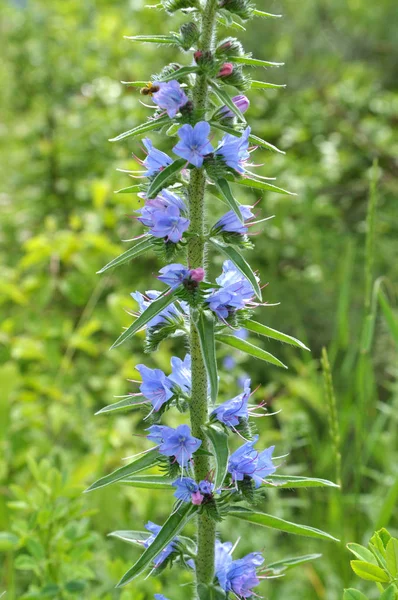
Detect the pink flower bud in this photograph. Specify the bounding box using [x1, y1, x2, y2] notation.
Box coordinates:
[217, 62, 234, 78]
[191, 491, 204, 505]
[194, 50, 203, 63]
[189, 267, 205, 282]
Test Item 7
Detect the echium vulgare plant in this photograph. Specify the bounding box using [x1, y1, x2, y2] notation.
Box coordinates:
[86, 0, 339, 598]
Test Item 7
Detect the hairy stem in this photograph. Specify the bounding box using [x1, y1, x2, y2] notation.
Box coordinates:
[187, 0, 219, 590]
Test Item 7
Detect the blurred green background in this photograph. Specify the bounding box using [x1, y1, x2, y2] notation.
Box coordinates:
[1, 0, 397, 598]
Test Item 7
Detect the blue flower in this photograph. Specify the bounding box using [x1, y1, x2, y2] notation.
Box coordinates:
[215, 540, 234, 590]
[215, 126, 251, 174]
[131, 290, 188, 328]
[150, 204, 190, 243]
[152, 80, 189, 118]
[154, 595, 170, 600]
[215, 539, 264, 598]
[136, 190, 187, 228]
[199, 480, 214, 495]
[206, 260, 256, 319]
[135, 364, 173, 411]
[219, 94, 250, 119]
[173, 121, 213, 168]
[213, 205, 254, 234]
[144, 521, 176, 567]
[172, 477, 198, 502]
[143, 138, 172, 177]
[211, 378, 251, 427]
[158, 263, 191, 289]
[169, 354, 191, 394]
[228, 435, 276, 488]
[147, 424, 201, 467]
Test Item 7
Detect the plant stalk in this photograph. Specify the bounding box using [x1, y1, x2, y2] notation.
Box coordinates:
[187, 0, 219, 590]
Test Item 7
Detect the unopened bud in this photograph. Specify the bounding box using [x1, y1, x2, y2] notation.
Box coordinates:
[217, 62, 234, 78]
[218, 95, 250, 119]
[189, 267, 205, 282]
[215, 37, 244, 58]
[191, 491, 204, 505]
[180, 22, 200, 51]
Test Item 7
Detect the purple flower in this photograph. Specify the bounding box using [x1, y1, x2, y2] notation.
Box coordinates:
[199, 480, 214, 495]
[142, 138, 172, 177]
[131, 290, 187, 328]
[172, 477, 198, 502]
[144, 521, 176, 567]
[213, 205, 254, 234]
[173, 122, 213, 168]
[150, 204, 190, 243]
[135, 364, 173, 411]
[215, 540, 264, 598]
[189, 267, 205, 282]
[136, 190, 187, 228]
[147, 424, 201, 467]
[169, 354, 191, 394]
[212, 378, 251, 427]
[215, 126, 251, 174]
[158, 263, 190, 289]
[228, 435, 276, 488]
[154, 596, 170, 600]
[219, 95, 250, 119]
[152, 80, 189, 118]
[205, 261, 256, 320]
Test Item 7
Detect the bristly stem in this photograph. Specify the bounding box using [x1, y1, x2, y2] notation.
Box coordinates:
[187, 0, 219, 591]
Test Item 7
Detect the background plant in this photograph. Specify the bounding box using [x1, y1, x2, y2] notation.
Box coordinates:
[0, 0, 397, 599]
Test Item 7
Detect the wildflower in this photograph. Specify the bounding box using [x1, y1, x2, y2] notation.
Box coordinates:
[154, 596, 170, 600]
[172, 477, 198, 502]
[169, 354, 191, 393]
[199, 480, 214, 495]
[189, 267, 205, 282]
[147, 424, 201, 467]
[215, 539, 264, 598]
[215, 126, 251, 174]
[131, 290, 187, 328]
[191, 490, 204, 505]
[205, 260, 256, 319]
[135, 364, 173, 411]
[211, 378, 251, 427]
[142, 138, 173, 177]
[158, 263, 191, 289]
[173, 121, 213, 168]
[136, 190, 188, 232]
[144, 521, 176, 567]
[228, 434, 276, 487]
[213, 205, 254, 234]
[152, 80, 189, 118]
[150, 204, 190, 243]
[218, 94, 250, 119]
[217, 62, 234, 78]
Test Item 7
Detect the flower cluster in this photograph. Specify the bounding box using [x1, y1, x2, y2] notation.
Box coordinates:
[136, 189, 189, 243]
[215, 540, 264, 598]
[172, 476, 215, 505]
[158, 263, 204, 289]
[135, 354, 191, 412]
[152, 80, 189, 118]
[205, 260, 257, 320]
[147, 424, 201, 467]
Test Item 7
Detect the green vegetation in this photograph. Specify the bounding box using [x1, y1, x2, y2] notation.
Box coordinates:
[1, 0, 397, 598]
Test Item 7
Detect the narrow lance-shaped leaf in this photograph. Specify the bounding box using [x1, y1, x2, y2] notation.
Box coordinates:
[266, 553, 322, 571]
[111, 288, 180, 349]
[215, 178, 243, 222]
[209, 81, 246, 123]
[114, 184, 142, 194]
[253, 9, 282, 19]
[202, 424, 229, 489]
[121, 475, 173, 489]
[228, 507, 339, 542]
[217, 334, 287, 369]
[84, 447, 160, 493]
[226, 174, 294, 196]
[263, 474, 339, 489]
[193, 309, 218, 403]
[121, 81, 148, 88]
[95, 395, 146, 415]
[209, 238, 262, 301]
[109, 115, 170, 143]
[159, 66, 199, 82]
[230, 55, 284, 68]
[97, 237, 153, 274]
[251, 80, 286, 90]
[109, 530, 149, 548]
[242, 319, 309, 350]
[116, 503, 198, 587]
[146, 158, 186, 199]
[124, 34, 181, 45]
[210, 121, 285, 155]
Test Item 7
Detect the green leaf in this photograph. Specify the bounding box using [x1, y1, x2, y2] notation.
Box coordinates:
[267, 553, 322, 571]
[350, 561, 390, 582]
[97, 238, 153, 274]
[251, 80, 286, 90]
[346, 543, 378, 565]
[120, 80, 148, 88]
[146, 158, 186, 199]
[109, 115, 170, 142]
[230, 55, 284, 68]
[380, 586, 398, 600]
[114, 184, 142, 194]
[0, 532, 19, 552]
[226, 174, 294, 196]
[253, 9, 282, 18]
[386, 538, 398, 577]
[202, 425, 229, 489]
[193, 310, 218, 403]
[215, 178, 242, 221]
[84, 448, 160, 493]
[379, 288, 398, 346]
[14, 554, 37, 571]
[209, 81, 246, 123]
[210, 122, 284, 154]
[109, 530, 149, 548]
[209, 238, 262, 301]
[116, 504, 197, 587]
[197, 583, 227, 600]
[121, 475, 173, 489]
[217, 334, 287, 369]
[160, 66, 199, 82]
[343, 590, 369, 600]
[95, 396, 146, 415]
[111, 288, 179, 349]
[242, 319, 309, 350]
[125, 34, 181, 45]
[264, 474, 339, 489]
[228, 508, 339, 542]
